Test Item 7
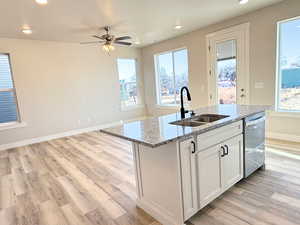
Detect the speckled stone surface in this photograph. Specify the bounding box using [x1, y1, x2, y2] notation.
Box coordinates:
[100, 104, 271, 148]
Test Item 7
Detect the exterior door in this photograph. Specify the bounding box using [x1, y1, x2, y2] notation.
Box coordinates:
[206, 23, 250, 105]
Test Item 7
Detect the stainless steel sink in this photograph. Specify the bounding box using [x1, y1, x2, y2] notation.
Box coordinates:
[170, 120, 207, 127]
[170, 113, 229, 127]
[192, 114, 229, 123]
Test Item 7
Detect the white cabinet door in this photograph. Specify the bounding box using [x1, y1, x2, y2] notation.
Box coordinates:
[196, 144, 222, 209]
[221, 134, 244, 191]
[179, 138, 198, 220]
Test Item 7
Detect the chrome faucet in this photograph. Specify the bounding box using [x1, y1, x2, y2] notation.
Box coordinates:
[180, 86, 192, 119]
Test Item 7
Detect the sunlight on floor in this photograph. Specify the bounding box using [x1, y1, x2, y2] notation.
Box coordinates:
[267, 147, 300, 160]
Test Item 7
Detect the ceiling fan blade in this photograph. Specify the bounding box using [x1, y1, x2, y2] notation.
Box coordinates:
[80, 41, 105, 44]
[114, 41, 132, 46]
[115, 36, 131, 41]
[92, 35, 105, 40]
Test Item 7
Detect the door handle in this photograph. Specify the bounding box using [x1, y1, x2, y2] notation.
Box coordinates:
[220, 146, 226, 157]
[191, 141, 196, 154]
[224, 145, 229, 155]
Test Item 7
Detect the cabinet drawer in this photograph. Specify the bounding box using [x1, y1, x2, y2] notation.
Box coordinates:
[197, 120, 243, 151]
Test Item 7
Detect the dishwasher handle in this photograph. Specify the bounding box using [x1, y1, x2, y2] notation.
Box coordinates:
[245, 116, 265, 127]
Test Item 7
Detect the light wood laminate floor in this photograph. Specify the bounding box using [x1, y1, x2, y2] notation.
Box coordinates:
[1, 131, 300, 225]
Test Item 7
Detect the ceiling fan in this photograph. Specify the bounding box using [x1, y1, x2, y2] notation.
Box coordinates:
[80, 26, 132, 53]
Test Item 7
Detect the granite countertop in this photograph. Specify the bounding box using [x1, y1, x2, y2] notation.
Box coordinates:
[100, 104, 271, 148]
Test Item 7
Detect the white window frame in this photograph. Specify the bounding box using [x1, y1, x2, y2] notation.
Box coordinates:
[154, 47, 189, 107]
[116, 58, 143, 111]
[276, 16, 300, 113]
[0, 53, 25, 130]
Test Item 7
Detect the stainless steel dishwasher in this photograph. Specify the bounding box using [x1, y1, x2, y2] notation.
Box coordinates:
[244, 112, 266, 178]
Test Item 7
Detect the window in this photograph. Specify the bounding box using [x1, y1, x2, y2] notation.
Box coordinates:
[0, 54, 20, 125]
[277, 17, 300, 111]
[117, 58, 140, 109]
[155, 48, 189, 106]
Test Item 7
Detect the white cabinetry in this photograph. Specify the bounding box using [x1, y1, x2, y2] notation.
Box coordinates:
[179, 138, 198, 220]
[179, 121, 244, 220]
[196, 144, 222, 208]
[196, 134, 243, 209]
[133, 120, 244, 225]
[221, 134, 244, 192]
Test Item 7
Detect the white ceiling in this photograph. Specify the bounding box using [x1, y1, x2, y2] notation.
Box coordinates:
[0, 0, 283, 47]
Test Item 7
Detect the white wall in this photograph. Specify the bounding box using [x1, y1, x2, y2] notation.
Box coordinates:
[2, 0, 300, 148]
[0, 38, 145, 146]
[142, 0, 300, 140]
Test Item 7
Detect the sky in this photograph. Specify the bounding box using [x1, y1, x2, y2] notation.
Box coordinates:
[280, 17, 300, 63]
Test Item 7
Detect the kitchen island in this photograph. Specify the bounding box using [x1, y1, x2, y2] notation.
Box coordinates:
[101, 104, 269, 225]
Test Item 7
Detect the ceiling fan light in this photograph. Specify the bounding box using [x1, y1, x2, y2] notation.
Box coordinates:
[102, 44, 115, 53]
[239, 0, 249, 4]
[22, 27, 33, 34]
[36, 0, 48, 5]
[174, 25, 183, 30]
[109, 45, 115, 51]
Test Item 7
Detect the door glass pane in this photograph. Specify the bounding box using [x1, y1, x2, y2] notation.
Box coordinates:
[158, 52, 175, 104]
[216, 40, 237, 104]
[0, 54, 14, 89]
[174, 49, 189, 104]
[0, 91, 18, 123]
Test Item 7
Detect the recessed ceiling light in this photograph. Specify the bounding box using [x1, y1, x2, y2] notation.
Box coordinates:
[22, 27, 32, 34]
[174, 25, 183, 30]
[35, 0, 48, 5]
[239, 0, 249, 4]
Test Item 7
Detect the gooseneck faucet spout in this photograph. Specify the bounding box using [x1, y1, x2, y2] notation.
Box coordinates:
[180, 86, 192, 119]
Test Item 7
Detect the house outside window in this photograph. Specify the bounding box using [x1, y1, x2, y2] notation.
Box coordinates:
[0, 53, 20, 125]
[154, 48, 189, 106]
[117, 58, 140, 109]
[277, 17, 300, 111]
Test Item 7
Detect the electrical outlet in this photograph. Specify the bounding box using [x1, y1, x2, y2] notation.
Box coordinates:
[255, 82, 264, 89]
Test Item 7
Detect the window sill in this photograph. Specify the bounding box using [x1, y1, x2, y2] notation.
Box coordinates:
[121, 104, 145, 112]
[0, 122, 27, 131]
[155, 104, 180, 110]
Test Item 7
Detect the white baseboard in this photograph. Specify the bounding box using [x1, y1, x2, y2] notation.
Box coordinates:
[266, 132, 300, 143]
[0, 116, 148, 151]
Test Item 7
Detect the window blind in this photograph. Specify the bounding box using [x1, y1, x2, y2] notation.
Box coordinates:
[0, 54, 19, 124]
